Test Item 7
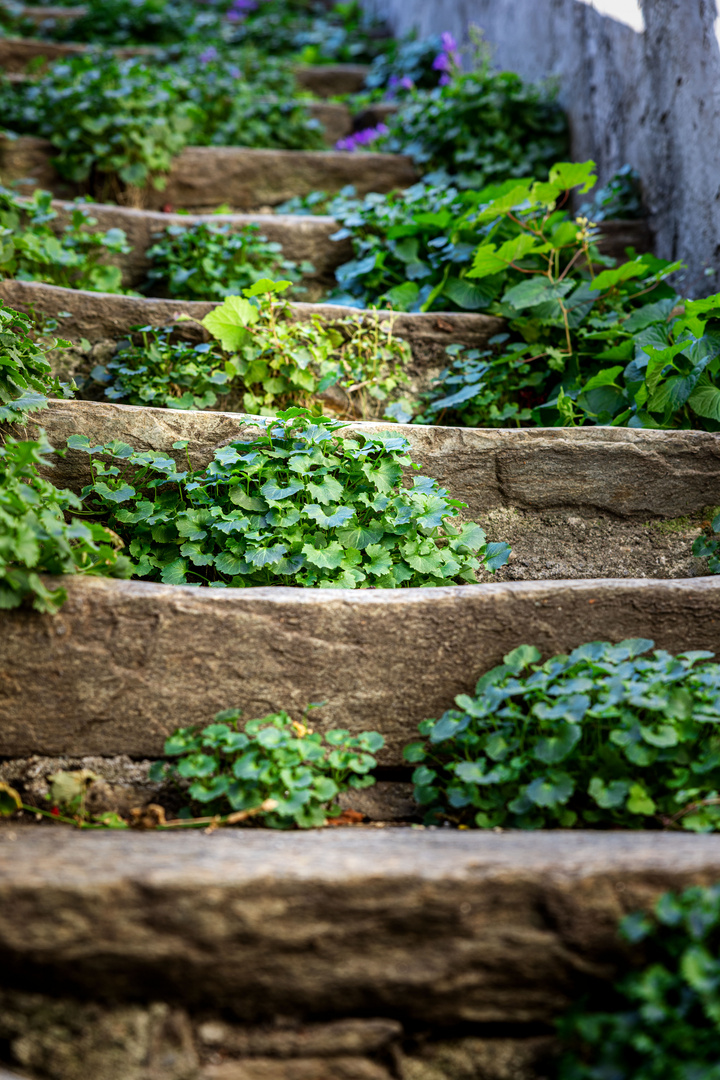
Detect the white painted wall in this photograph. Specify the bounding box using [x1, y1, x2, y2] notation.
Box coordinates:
[364, 0, 720, 297]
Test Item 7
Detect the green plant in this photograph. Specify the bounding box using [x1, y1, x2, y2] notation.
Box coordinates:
[578, 163, 646, 222]
[198, 279, 412, 418]
[226, 0, 393, 65]
[150, 706, 385, 828]
[0, 299, 67, 421]
[144, 221, 311, 300]
[559, 883, 720, 1079]
[0, 433, 132, 613]
[377, 52, 567, 185]
[0, 186, 130, 293]
[0, 56, 199, 195]
[70, 407, 510, 588]
[51, 0, 215, 46]
[693, 511, 720, 573]
[404, 638, 720, 831]
[0, 53, 323, 198]
[0, 301, 132, 611]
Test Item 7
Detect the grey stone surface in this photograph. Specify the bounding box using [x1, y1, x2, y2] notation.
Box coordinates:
[0, 280, 504, 372]
[1, 573, 720, 760]
[1, 829, 720, 1022]
[361, 0, 720, 297]
[0, 139, 418, 209]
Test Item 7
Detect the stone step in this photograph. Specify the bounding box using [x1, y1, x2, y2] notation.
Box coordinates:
[1, 828, 719, 1029]
[0, 136, 417, 209]
[15, 5, 84, 24]
[0, 279, 503, 379]
[34, 198, 649, 293]
[2, 398, 719, 760]
[0, 35, 155, 70]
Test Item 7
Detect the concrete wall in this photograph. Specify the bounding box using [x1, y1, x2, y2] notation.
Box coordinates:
[364, 0, 720, 298]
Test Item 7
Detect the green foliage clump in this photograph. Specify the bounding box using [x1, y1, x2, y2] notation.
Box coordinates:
[326, 180, 496, 312]
[0, 56, 198, 194]
[0, 186, 130, 293]
[226, 0, 392, 65]
[560, 883, 720, 1080]
[198, 279, 412, 419]
[86, 280, 412, 418]
[693, 511, 720, 573]
[0, 434, 131, 613]
[70, 407, 510, 589]
[51, 0, 213, 46]
[0, 53, 324, 197]
[404, 638, 720, 831]
[378, 61, 567, 185]
[0, 301, 132, 612]
[145, 221, 311, 300]
[90, 329, 231, 412]
[0, 300, 64, 422]
[151, 707, 385, 829]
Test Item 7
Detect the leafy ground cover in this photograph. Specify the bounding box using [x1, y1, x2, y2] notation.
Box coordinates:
[85, 279, 413, 417]
[144, 220, 312, 300]
[152, 707, 385, 828]
[559, 883, 720, 1079]
[0, 186, 130, 293]
[0, 52, 324, 197]
[405, 638, 720, 831]
[69, 407, 510, 588]
[0, 300, 131, 611]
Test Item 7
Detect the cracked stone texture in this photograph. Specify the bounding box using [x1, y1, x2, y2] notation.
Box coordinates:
[0, 280, 504, 375]
[397, 1037, 556, 1080]
[46, 200, 353, 290]
[2, 830, 720, 1025]
[1, 574, 720, 759]
[0, 138, 418, 209]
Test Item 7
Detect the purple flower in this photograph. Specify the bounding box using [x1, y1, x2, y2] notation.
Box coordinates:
[229, 64, 242, 78]
[388, 74, 400, 88]
[335, 124, 388, 153]
[439, 73, 451, 86]
[433, 52, 451, 72]
[399, 75, 414, 90]
[199, 46, 218, 63]
[441, 32, 457, 52]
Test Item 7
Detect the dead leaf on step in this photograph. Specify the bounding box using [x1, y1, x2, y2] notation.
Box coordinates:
[435, 317, 454, 332]
[130, 803, 167, 829]
[0, 782, 21, 817]
[326, 809, 366, 827]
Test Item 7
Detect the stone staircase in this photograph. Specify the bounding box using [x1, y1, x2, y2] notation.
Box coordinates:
[0, 19, 719, 1080]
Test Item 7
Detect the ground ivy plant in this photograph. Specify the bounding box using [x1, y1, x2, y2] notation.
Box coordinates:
[559, 883, 720, 1079]
[144, 221, 312, 300]
[0, 301, 131, 611]
[1, 186, 130, 293]
[404, 638, 720, 831]
[151, 706, 385, 829]
[70, 407, 511, 589]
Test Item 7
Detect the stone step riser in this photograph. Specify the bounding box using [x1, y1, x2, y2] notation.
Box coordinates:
[0, 138, 417, 209]
[2, 399, 719, 760]
[36, 199, 649, 292]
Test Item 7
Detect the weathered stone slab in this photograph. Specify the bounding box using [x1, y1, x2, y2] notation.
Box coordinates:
[45, 200, 352, 288]
[0, 36, 154, 72]
[294, 64, 370, 97]
[0, 280, 504, 372]
[0, 138, 418, 208]
[1, 829, 720, 1023]
[1, 573, 720, 759]
[16, 5, 85, 24]
[28, 399, 720, 520]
